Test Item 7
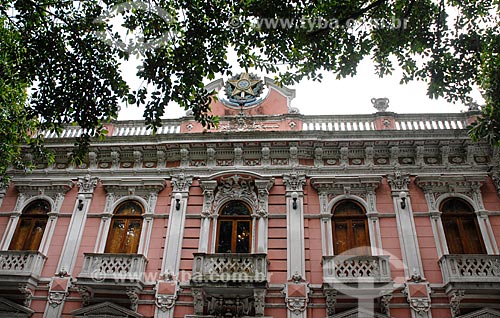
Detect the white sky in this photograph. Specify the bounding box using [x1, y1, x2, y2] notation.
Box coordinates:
[117, 56, 482, 121]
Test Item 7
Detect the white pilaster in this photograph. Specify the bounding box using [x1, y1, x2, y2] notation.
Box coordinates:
[284, 173, 307, 318]
[44, 175, 98, 318]
[156, 174, 192, 318]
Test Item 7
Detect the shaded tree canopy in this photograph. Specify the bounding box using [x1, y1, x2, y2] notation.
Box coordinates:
[0, 0, 499, 183]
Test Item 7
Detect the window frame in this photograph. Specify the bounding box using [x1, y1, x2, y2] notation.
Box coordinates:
[8, 199, 50, 251]
[440, 198, 487, 255]
[331, 200, 371, 256]
[215, 201, 253, 254]
[104, 200, 145, 254]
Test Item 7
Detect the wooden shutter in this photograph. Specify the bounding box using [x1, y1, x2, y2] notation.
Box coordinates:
[332, 201, 371, 255]
[441, 198, 486, 254]
[9, 200, 49, 251]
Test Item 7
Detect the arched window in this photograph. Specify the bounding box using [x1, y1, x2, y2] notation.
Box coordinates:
[332, 200, 370, 255]
[216, 201, 252, 253]
[441, 198, 486, 254]
[104, 201, 144, 254]
[9, 200, 50, 251]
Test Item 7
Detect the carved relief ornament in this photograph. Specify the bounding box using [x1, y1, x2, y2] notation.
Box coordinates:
[77, 174, 98, 194]
[415, 174, 486, 209]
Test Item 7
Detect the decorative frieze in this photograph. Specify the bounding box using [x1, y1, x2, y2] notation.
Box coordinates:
[415, 174, 486, 206]
[311, 176, 381, 198]
[101, 177, 166, 214]
[12, 178, 73, 211]
[314, 147, 324, 168]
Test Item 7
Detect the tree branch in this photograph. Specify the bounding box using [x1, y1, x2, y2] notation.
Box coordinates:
[307, 0, 387, 37]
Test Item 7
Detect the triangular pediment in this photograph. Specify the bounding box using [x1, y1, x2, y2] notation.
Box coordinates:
[457, 308, 500, 318]
[0, 297, 34, 318]
[72, 301, 143, 318]
[331, 307, 391, 318]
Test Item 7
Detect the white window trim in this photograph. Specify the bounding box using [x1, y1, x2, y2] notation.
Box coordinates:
[433, 193, 498, 255]
[1, 194, 62, 254]
[323, 194, 383, 256]
[95, 195, 154, 255]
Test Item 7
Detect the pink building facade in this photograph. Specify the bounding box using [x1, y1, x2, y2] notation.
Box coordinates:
[0, 75, 499, 318]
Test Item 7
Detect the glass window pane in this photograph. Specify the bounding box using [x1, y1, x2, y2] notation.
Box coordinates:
[217, 221, 233, 253]
[236, 221, 251, 253]
[220, 201, 250, 216]
[9, 219, 33, 250]
[334, 201, 364, 216]
[23, 200, 50, 215]
[442, 199, 473, 214]
[25, 219, 47, 251]
[123, 219, 142, 254]
[115, 201, 143, 215]
[105, 219, 127, 253]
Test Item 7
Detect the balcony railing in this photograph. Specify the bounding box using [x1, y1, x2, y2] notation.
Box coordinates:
[439, 254, 500, 285]
[192, 253, 268, 283]
[323, 255, 392, 284]
[78, 253, 148, 283]
[0, 251, 46, 280]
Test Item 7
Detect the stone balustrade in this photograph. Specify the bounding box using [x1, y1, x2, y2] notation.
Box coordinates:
[322, 255, 392, 284]
[191, 253, 268, 283]
[78, 253, 148, 283]
[439, 254, 500, 285]
[303, 113, 469, 132]
[0, 251, 46, 278]
[0, 251, 47, 287]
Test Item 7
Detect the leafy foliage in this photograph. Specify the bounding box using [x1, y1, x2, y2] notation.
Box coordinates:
[0, 0, 499, 180]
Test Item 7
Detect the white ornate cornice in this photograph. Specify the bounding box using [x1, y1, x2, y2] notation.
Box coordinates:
[310, 175, 381, 195]
[13, 178, 73, 198]
[415, 174, 486, 194]
[101, 177, 166, 197]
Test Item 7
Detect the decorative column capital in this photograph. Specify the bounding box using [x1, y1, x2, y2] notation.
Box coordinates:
[77, 174, 98, 194]
[171, 173, 193, 193]
[387, 170, 410, 193]
[283, 172, 306, 192]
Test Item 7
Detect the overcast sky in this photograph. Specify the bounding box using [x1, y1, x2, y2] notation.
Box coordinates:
[117, 57, 483, 121]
